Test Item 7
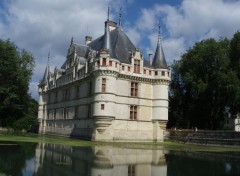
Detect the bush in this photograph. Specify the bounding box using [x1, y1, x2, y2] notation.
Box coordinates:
[12, 115, 38, 131]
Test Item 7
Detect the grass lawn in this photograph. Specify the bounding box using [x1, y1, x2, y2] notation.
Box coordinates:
[1, 133, 240, 153]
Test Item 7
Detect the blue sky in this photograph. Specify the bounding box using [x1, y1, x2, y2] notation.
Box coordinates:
[1, 0, 240, 100]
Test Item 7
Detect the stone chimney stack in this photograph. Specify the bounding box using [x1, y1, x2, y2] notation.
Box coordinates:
[149, 53, 153, 66]
[85, 36, 92, 45]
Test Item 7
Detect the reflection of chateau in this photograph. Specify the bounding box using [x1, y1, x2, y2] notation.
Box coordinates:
[34, 143, 167, 176]
[38, 10, 171, 141]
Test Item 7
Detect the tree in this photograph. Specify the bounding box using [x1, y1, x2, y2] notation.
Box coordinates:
[169, 37, 240, 130]
[0, 39, 35, 127]
[229, 31, 240, 117]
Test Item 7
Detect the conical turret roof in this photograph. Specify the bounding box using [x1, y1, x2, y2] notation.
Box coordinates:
[152, 25, 168, 69]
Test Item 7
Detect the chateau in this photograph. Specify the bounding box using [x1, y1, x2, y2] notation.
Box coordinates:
[38, 12, 171, 141]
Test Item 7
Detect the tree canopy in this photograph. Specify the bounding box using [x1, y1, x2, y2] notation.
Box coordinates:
[169, 32, 240, 130]
[0, 39, 36, 127]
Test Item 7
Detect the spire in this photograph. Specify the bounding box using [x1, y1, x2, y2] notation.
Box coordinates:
[118, 7, 122, 27]
[102, 20, 111, 51]
[152, 23, 168, 69]
[71, 37, 74, 45]
[39, 54, 50, 86]
[107, 6, 110, 21]
[47, 51, 50, 66]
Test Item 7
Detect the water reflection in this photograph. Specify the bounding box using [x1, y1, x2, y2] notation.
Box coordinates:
[34, 143, 167, 176]
[1, 142, 240, 176]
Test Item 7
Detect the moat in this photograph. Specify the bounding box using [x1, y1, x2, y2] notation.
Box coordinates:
[1, 141, 240, 176]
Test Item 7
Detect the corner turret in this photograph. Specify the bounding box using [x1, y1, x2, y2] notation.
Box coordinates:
[152, 24, 168, 69]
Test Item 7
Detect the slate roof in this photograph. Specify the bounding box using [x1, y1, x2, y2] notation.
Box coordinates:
[152, 37, 168, 69]
[39, 65, 49, 86]
[89, 26, 136, 64]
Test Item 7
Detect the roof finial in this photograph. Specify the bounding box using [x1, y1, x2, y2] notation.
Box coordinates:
[107, 6, 110, 21]
[47, 51, 50, 66]
[119, 7, 122, 27]
[71, 37, 74, 45]
[158, 22, 161, 43]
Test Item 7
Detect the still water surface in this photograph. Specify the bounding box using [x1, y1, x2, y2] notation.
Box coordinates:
[0, 142, 240, 176]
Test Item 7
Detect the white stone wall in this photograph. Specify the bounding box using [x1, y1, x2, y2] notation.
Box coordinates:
[152, 84, 168, 121]
[112, 120, 154, 141]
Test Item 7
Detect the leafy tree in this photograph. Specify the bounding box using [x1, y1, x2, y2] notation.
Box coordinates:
[0, 39, 35, 127]
[169, 37, 240, 130]
[229, 31, 240, 117]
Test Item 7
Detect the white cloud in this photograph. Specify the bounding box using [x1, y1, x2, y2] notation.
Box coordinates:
[1, 0, 123, 100]
[133, 0, 240, 63]
[28, 82, 39, 100]
[2, 0, 240, 100]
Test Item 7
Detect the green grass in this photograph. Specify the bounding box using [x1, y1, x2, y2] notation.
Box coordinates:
[1, 133, 240, 153]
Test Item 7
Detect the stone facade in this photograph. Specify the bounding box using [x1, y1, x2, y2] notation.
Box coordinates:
[38, 15, 171, 142]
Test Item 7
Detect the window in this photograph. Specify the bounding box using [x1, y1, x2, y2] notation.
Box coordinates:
[161, 71, 165, 76]
[131, 82, 138, 97]
[149, 70, 152, 75]
[97, 60, 100, 67]
[122, 65, 125, 71]
[76, 86, 79, 99]
[144, 69, 146, 74]
[109, 61, 112, 66]
[130, 106, 137, 120]
[55, 91, 58, 102]
[102, 78, 106, 92]
[128, 67, 131, 71]
[74, 106, 78, 119]
[134, 59, 140, 73]
[64, 89, 70, 101]
[102, 58, 106, 66]
[115, 63, 118, 68]
[128, 165, 135, 176]
[101, 104, 105, 110]
[155, 71, 158, 76]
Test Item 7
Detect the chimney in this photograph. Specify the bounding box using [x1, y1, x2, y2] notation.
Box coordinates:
[105, 20, 117, 31]
[85, 36, 92, 45]
[149, 53, 153, 66]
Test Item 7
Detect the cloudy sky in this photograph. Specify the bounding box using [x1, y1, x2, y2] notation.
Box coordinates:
[1, 0, 240, 100]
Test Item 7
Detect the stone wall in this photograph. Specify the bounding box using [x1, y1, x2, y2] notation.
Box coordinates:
[168, 130, 240, 146]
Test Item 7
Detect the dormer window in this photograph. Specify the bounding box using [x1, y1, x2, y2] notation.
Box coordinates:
[134, 59, 140, 73]
[102, 58, 106, 66]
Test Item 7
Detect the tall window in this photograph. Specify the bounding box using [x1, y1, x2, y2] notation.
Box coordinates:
[130, 106, 137, 120]
[131, 82, 138, 97]
[109, 61, 112, 66]
[97, 60, 100, 67]
[102, 78, 106, 92]
[102, 58, 106, 66]
[55, 91, 58, 102]
[76, 86, 79, 99]
[64, 89, 70, 101]
[134, 59, 140, 73]
[128, 165, 135, 176]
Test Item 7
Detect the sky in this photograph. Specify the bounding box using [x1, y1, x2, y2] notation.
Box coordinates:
[1, 0, 240, 100]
